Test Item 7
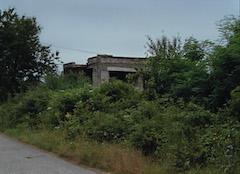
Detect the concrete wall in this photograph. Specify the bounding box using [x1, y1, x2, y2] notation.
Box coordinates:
[87, 55, 145, 89]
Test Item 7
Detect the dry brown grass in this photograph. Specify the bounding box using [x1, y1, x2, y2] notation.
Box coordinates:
[59, 137, 146, 174]
[101, 145, 145, 174]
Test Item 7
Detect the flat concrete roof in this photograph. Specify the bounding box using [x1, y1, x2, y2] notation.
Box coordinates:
[88, 54, 147, 60]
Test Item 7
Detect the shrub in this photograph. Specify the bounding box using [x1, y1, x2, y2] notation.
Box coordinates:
[44, 73, 90, 90]
[229, 86, 240, 120]
[130, 119, 166, 157]
[0, 100, 18, 129]
[98, 80, 137, 102]
[201, 123, 240, 173]
[0, 88, 50, 128]
[83, 112, 132, 142]
[45, 87, 91, 126]
[97, 80, 142, 110]
[63, 113, 81, 140]
[168, 103, 216, 170]
[74, 81, 141, 116]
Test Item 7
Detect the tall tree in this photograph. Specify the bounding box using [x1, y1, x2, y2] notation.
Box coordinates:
[208, 16, 240, 110]
[143, 36, 210, 102]
[0, 8, 59, 101]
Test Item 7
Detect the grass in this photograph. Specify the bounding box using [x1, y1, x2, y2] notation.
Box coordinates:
[4, 128, 165, 174]
[3, 128, 220, 174]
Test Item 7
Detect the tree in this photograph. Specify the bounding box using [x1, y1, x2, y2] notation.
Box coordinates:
[183, 37, 207, 61]
[143, 36, 182, 97]
[218, 15, 240, 42]
[143, 36, 210, 102]
[0, 8, 59, 101]
[208, 16, 240, 110]
[146, 36, 182, 58]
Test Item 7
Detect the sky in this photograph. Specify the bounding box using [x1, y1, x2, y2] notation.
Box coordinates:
[0, 0, 239, 66]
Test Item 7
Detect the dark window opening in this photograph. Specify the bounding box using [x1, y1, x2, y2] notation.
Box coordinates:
[109, 71, 134, 82]
[85, 68, 92, 81]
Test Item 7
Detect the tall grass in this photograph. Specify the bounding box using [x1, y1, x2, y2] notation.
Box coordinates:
[4, 128, 169, 174]
[4, 128, 221, 174]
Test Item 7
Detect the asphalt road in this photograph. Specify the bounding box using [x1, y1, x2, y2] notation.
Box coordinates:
[0, 134, 98, 174]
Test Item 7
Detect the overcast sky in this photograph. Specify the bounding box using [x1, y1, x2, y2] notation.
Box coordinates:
[0, 0, 238, 65]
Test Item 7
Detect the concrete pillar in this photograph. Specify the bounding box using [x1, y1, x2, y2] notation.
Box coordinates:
[100, 70, 109, 83]
[92, 66, 109, 86]
[92, 67, 101, 86]
[136, 75, 144, 91]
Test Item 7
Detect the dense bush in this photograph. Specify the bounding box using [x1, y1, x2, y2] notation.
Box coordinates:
[169, 104, 216, 170]
[48, 88, 87, 124]
[130, 119, 166, 156]
[201, 123, 240, 173]
[44, 73, 90, 90]
[83, 112, 132, 142]
[1, 73, 240, 173]
[0, 79, 239, 172]
[229, 86, 240, 120]
[0, 88, 50, 129]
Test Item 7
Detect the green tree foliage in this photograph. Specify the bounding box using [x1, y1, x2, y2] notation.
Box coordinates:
[229, 86, 240, 120]
[146, 36, 182, 58]
[218, 16, 240, 42]
[209, 16, 240, 110]
[143, 36, 210, 103]
[143, 16, 240, 111]
[183, 37, 204, 61]
[0, 8, 59, 101]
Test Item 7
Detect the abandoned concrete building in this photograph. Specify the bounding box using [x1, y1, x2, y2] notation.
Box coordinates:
[63, 55, 146, 90]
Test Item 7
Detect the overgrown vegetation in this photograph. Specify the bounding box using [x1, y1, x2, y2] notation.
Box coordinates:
[0, 8, 240, 174]
[1, 76, 239, 173]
